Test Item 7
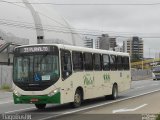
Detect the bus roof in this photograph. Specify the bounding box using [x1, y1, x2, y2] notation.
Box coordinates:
[15, 44, 129, 57]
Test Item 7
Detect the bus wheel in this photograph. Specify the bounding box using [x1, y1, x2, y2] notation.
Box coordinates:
[71, 89, 82, 108]
[35, 104, 46, 109]
[111, 84, 118, 100]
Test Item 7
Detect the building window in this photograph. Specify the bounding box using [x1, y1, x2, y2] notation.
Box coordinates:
[37, 36, 44, 39]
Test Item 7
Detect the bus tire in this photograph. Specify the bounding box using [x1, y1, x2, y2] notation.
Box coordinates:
[111, 84, 118, 100]
[71, 89, 82, 108]
[35, 104, 46, 109]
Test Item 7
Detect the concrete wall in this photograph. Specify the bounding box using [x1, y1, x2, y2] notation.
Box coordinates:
[0, 65, 12, 88]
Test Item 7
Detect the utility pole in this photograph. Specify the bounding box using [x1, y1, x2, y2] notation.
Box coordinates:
[141, 58, 143, 70]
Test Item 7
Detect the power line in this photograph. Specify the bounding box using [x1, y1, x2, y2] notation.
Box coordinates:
[1, 0, 160, 6]
[0, 19, 141, 35]
[0, 0, 71, 28]
[1, 19, 160, 39]
[0, 18, 160, 38]
[1, 18, 159, 36]
[2, 0, 160, 35]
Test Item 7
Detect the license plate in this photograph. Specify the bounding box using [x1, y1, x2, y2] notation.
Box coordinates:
[30, 98, 38, 102]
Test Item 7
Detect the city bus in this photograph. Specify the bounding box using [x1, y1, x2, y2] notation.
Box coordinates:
[12, 44, 131, 109]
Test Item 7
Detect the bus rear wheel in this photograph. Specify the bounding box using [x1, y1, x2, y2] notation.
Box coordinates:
[35, 104, 46, 109]
[71, 89, 82, 108]
[111, 84, 118, 100]
[105, 84, 118, 100]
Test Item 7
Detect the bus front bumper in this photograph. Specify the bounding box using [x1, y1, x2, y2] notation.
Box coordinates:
[13, 92, 61, 104]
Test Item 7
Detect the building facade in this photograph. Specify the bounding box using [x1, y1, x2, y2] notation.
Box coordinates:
[84, 36, 100, 49]
[115, 45, 123, 52]
[123, 36, 144, 61]
[99, 34, 117, 50]
[84, 36, 93, 48]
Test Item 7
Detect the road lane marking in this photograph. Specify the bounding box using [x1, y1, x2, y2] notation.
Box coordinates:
[3, 88, 160, 119]
[0, 100, 13, 105]
[38, 89, 160, 120]
[5, 107, 36, 114]
[112, 104, 147, 113]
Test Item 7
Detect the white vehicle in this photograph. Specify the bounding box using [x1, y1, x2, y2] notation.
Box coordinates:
[13, 44, 131, 109]
[152, 65, 160, 80]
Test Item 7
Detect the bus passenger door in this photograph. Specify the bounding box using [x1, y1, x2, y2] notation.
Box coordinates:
[60, 49, 74, 103]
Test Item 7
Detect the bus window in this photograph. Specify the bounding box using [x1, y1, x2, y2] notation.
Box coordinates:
[117, 56, 123, 70]
[110, 55, 117, 70]
[72, 51, 83, 71]
[93, 54, 102, 70]
[123, 57, 130, 70]
[102, 54, 110, 71]
[84, 53, 93, 71]
[61, 50, 72, 80]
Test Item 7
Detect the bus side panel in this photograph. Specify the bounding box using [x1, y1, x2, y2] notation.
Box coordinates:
[94, 71, 112, 97]
[122, 71, 131, 91]
[60, 72, 85, 104]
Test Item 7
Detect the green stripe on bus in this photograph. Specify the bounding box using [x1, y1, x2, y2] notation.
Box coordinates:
[13, 92, 61, 104]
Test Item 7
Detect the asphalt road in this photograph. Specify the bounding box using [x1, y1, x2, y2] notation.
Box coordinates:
[0, 79, 160, 120]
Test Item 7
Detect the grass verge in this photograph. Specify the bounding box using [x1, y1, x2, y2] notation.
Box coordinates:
[0, 84, 12, 92]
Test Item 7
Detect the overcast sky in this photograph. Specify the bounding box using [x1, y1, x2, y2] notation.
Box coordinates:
[44, 0, 160, 58]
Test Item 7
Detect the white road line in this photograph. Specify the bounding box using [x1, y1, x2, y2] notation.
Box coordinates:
[112, 104, 147, 113]
[0, 100, 13, 105]
[5, 107, 36, 114]
[38, 89, 160, 120]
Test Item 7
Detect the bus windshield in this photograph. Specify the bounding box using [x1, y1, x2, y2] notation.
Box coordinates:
[13, 53, 59, 91]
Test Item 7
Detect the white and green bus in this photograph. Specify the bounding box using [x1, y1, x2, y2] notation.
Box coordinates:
[13, 44, 131, 109]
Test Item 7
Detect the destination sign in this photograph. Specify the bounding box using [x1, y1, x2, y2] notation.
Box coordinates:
[15, 45, 59, 54]
[19, 46, 51, 53]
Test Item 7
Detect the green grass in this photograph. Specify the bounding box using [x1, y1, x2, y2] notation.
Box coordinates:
[156, 114, 160, 120]
[0, 84, 11, 91]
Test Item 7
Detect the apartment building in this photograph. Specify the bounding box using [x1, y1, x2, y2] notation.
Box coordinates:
[123, 36, 144, 60]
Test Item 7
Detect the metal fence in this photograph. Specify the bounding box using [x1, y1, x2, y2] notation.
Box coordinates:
[131, 69, 152, 81]
[0, 65, 12, 88]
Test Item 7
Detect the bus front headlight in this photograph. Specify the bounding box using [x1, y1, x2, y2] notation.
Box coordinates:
[48, 88, 60, 97]
[13, 90, 21, 97]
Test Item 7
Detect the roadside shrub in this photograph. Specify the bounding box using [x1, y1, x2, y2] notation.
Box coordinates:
[156, 114, 160, 120]
[0, 84, 11, 91]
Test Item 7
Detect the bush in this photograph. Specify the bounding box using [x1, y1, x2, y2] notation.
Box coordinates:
[0, 84, 11, 91]
[156, 114, 160, 120]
